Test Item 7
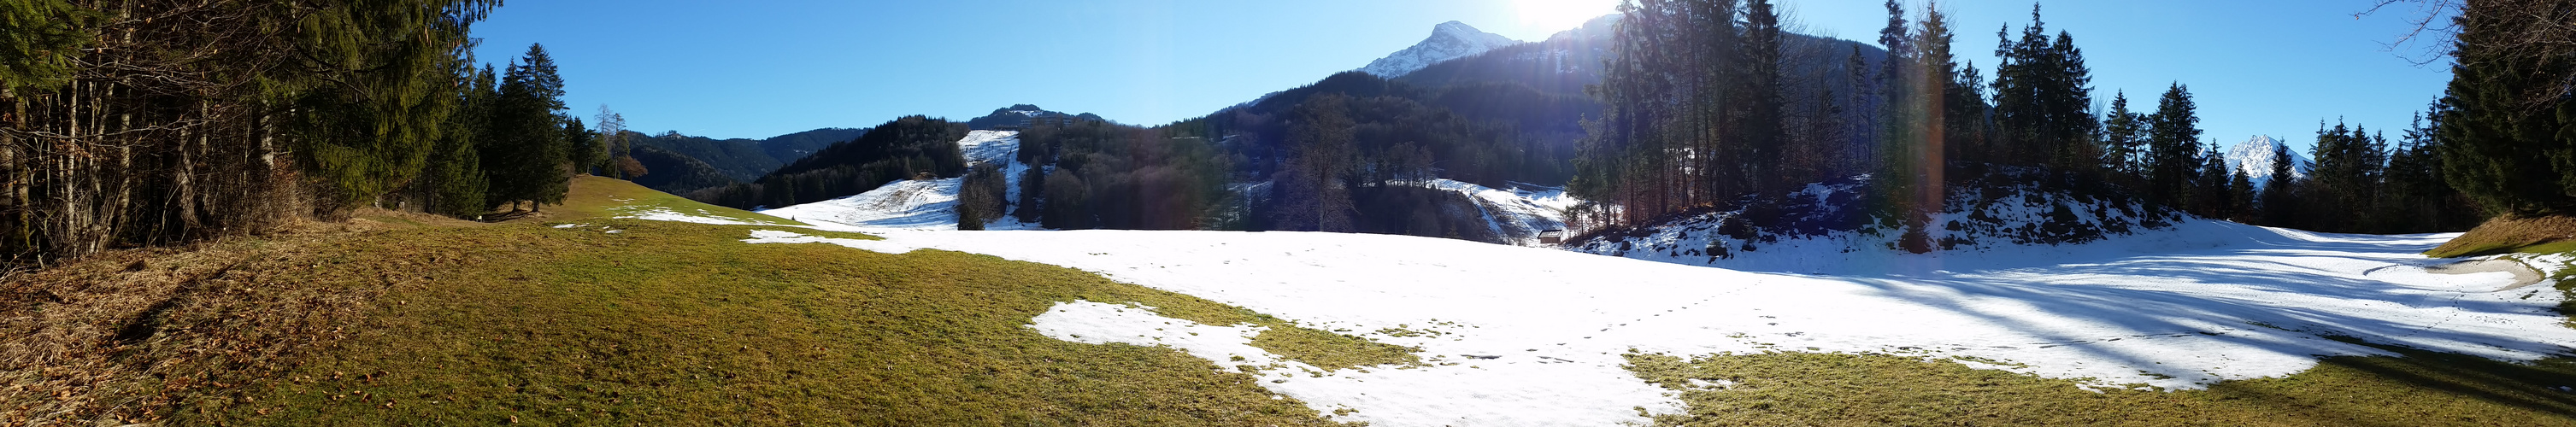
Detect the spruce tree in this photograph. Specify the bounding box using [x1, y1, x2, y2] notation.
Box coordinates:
[1990, 4, 2095, 172]
[427, 65, 498, 217]
[2101, 91, 2145, 178]
[2197, 139, 2233, 218]
[2145, 84, 2203, 208]
[2261, 143, 2299, 227]
[486, 44, 572, 211]
[2228, 170, 2256, 223]
[2435, 0, 2576, 216]
[565, 116, 602, 176]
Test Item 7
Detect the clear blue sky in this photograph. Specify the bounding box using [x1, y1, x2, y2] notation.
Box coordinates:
[469, 0, 2452, 154]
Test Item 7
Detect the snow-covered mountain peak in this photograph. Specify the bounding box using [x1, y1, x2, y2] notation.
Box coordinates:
[1358, 20, 1521, 78]
[2223, 135, 2314, 186]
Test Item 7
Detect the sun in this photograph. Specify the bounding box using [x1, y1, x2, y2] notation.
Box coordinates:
[1513, 0, 1620, 32]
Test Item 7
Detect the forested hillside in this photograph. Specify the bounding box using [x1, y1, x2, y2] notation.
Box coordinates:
[622, 127, 864, 184]
[1563, 0, 2488, 249]
[624, 145, 741, 195]
[688, 117, 969, 210]
[965, 104, 1108, 130]
[0, 1, 630, 265]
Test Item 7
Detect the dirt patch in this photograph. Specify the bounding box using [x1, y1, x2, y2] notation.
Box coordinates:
[2427, 259, 2548, 291]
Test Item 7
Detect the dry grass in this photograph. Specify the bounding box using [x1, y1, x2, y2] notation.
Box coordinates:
[0, 225, 424, 425]
[2428, 215, 2576, 258]
[2, 177, 1367, 425]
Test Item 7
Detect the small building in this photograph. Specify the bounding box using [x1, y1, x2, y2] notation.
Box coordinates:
[1538, 230, 1567, 245]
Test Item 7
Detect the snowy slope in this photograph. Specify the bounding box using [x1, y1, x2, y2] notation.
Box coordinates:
[1413, 179, 1576, 245]
[758, 131, 1038, 230]
[731, 222, 2575, 427]
[1357, 21, 1521, 78]
[2224, 135, 2315, 187]
[1571, 177, 2173, 273]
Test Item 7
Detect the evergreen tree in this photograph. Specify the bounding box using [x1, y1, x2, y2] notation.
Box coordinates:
[2196, 139, 2234, 218]
[426, 64, 498, 217]
[2435, 0, 2576, 216]
[2228, 170, 2256, 223]
[565, 116, 603, 176]
[2101, 91, 2146, 177]
[2260, 143, 2300, 227]
[486, 44, 573, 211]
[1741, 0, 1787, 193]
[2307, 121, 2389, 231]
[2385, 103, 2481, 231]
[2145, 83, 2203, 208]
[1991, 4, 2096, 172]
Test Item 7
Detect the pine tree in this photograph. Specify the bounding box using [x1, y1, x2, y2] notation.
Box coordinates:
[2260, 143, 2300, 227]
[1990, 4, 2095, 172]
[2228, 170, 2256, 223]
[426, 65, 498, 217]
[2145, 83, 2203, 208]
[2307, 120, 2390, 231]
[1741, 0, 1787, 194]
[2101, 91, 2146, 178]
[2197, 139, 2233, 218]
[486, 44, 573, 211]
[2435, 0, 2576, 216]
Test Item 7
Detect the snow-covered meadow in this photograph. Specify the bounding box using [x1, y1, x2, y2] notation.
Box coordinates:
[588, 130, 2576, 425]
[717, 219, 2576, 426]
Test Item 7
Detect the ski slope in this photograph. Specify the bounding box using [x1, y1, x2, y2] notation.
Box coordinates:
[759, 130, 1037, 230]
[1412, 178, 1577, 246]
[721, 219, 2576, 427]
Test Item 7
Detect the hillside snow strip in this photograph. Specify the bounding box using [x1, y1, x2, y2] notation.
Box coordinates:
[759, 130, 1038, 230]
[726, 221, 2575, 426]
[1412, 179, 1576, 246]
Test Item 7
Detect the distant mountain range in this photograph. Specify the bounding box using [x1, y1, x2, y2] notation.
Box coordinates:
[622, 127, 863, 193]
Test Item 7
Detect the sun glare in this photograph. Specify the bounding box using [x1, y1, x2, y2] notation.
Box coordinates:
[1513, 0, 1619, 33]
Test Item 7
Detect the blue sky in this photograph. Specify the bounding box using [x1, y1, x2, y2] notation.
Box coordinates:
[470, 0, 2452, 153]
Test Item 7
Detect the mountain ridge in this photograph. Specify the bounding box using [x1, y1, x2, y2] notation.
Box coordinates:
[1356, 20, 1521, 78]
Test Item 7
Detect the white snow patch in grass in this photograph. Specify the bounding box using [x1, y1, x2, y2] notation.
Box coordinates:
[742, 221, 2576, 427]
[615, 207, 779, 226]
[1028, 300, 1681, 426]
[741, 230, 920, 254]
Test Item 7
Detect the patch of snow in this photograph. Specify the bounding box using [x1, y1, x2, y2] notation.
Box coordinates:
[1358, 21, 1522, 78]
[614, 207, 779, 226]
[745, 223, 2576, 427]
[1029, 299, 1671, 426]
[740, 229, 922, 254]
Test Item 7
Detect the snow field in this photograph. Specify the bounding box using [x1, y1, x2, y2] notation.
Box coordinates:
[726, 222, 2576, 427]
